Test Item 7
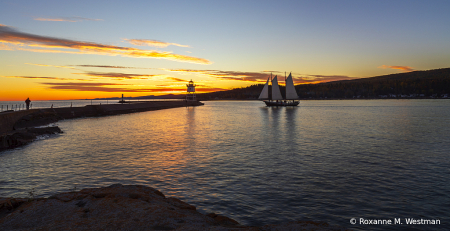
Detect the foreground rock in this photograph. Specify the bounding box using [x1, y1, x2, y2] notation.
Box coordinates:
[0, 184, 349, 231]
[0, 126, 62, 151]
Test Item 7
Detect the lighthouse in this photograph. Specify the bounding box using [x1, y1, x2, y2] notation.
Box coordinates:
[186, 79, 196, 101]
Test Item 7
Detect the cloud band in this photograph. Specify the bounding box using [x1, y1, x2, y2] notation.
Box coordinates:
[0, 24, 211, 64]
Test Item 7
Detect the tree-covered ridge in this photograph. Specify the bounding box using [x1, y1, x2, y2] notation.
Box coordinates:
[197, 68, 450, 100]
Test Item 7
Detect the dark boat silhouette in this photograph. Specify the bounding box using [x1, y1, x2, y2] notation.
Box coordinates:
[259, 73, 299, 106]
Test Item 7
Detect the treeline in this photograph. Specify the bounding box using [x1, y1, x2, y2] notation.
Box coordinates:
[197, 84, 263, 100]
[197, 68, 450, 100]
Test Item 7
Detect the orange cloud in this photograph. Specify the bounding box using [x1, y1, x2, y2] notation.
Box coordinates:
[378, 65, 414, 72]
[2, 75, 62, 80]
[164, 69, 354, 85]
[72, 65, 152, 69]
[34, 17, 103, 22]
[72, 71, 161, 80]
[25, 63, 76, 69]
[262, 70, 283, 74]
[40, 82, 139, 92]
[295, 74, 354, 84]
[0, 24, 211, 64]
[1, 75, 89, 81]
[165, 69, 210, 73]
[40, 82, 225, 93]
[27, 63, 154, 70]
[167, 77, 187, 82]
[0, 43, 12, 50]
[165, 69, 269, 82]
[124, 39, 190, 48]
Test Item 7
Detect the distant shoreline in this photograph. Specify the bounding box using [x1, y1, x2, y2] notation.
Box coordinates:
[2, 96, 448, 103]
[201, 97, 450, 101]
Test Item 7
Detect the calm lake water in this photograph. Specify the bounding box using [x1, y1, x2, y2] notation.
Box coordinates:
[1, 100, 449, 230]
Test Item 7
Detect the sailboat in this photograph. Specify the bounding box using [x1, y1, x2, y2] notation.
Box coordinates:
[258, 72, 299, 106]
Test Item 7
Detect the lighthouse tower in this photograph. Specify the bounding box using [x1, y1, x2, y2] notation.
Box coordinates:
[186, 79, 196, 101]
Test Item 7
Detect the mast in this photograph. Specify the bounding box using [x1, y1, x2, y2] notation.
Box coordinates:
[270, 72, 272, 101]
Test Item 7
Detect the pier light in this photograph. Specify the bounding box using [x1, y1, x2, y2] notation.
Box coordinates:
[186, 80, 196, 101]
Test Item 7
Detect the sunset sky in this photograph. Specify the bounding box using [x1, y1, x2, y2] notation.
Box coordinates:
[1, 0, 450, 100]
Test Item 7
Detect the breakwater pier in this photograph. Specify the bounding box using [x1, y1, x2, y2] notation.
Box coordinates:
[0, 100, 203, 150]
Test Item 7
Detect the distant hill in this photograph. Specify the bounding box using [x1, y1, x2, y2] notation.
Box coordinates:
[197, 68, 450, 100]
[93, 94, 183, 100]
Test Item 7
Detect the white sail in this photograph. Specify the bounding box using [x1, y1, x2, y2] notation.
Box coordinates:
[271, 76, 283, 100]
[258, 78, 270, 99]
[285, 73, 298, 99]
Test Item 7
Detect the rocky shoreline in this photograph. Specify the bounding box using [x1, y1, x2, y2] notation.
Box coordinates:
[0, 184, 349, 231]
[0, 126, 62, 151]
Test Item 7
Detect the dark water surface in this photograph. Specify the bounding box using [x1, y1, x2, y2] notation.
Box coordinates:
[1, 100, 449, 230]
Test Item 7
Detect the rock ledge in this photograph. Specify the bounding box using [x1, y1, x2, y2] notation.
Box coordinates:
[0, 184, 349, 231]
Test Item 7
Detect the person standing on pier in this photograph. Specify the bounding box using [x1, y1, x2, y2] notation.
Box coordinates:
[25, 98, 31, 110]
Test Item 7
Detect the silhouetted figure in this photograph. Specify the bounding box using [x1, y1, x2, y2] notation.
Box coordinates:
[51, 104, 53, 108]
[25, 98, 31, 110]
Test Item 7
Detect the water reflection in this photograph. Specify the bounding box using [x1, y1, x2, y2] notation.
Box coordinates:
[284, 107, 298, 145]
[185, 107, 197, 152]
[1, 100, 449, 231]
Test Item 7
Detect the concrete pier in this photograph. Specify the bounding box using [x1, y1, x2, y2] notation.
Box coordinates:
[2, 101, 202, 133]
[0, 109, 38, 135]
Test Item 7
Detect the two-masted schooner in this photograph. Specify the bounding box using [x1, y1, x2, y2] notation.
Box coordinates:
[258, 72, 299, 106]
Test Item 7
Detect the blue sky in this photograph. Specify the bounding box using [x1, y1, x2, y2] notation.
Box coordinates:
[1, 0, 450, 100]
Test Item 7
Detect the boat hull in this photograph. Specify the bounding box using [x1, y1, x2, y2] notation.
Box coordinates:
[263, 100, 299, 106]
